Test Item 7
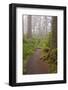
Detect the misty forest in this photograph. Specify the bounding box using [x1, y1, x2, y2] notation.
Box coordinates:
[23, 15, 57, 74]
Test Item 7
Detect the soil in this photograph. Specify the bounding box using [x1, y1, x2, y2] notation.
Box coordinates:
[27, 48, 49, 74]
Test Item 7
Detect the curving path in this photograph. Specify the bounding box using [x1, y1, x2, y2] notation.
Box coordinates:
[27, 48, 49, 74]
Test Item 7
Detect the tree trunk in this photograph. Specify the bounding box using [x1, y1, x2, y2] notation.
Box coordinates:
[27, 15, 32, 38]
[51, 16, 57, 48]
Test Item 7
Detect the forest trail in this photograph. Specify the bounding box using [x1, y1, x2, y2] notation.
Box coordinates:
[27, 48, 49, 74]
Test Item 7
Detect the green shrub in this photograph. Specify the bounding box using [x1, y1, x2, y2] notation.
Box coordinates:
[40, 48, 57, 73]
[23, 32, 57, 74]
[49, 48, 57, 64]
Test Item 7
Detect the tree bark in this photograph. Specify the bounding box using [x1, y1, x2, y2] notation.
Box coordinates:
[51, 16, 57, 48]
[27, 15, 32, 38]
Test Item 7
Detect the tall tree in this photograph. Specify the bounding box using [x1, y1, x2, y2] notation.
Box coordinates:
[27, 15, 32, 38]
[51, 16, 57, 48]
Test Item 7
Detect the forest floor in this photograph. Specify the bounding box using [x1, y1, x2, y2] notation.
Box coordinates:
[26, 48, 49, 74]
